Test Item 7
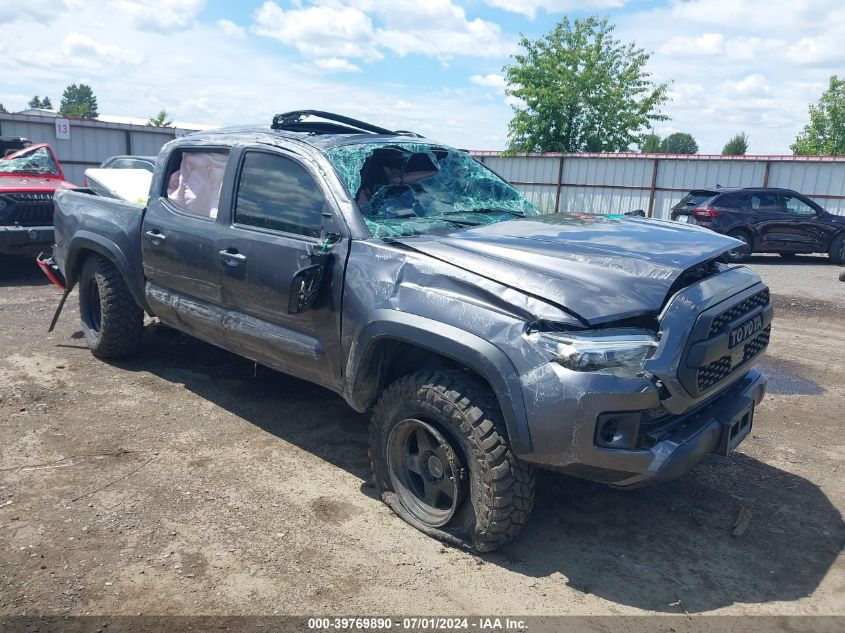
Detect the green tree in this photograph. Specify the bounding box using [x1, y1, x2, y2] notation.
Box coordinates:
[28, 96, 42, 109]
[660, 132, 698, 154]
[147, 109, 173, 127]
[503, 16, 668, 153]
[722, 132, 749, 155]
[41, 96, 53, 109]
[640, 133, 662, 152]
[792, 75, 845, 155]
[0, 103, 7, 113]
[59, 84, 99, 119]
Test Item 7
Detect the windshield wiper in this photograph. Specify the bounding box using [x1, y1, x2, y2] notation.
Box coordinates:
[424, 216, 483, 227]
[444, 208, 526, 218]
[370, 214, 482, 227]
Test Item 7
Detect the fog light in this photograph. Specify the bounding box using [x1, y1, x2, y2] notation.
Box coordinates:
[28, 229, 38, 240]
[599, 419, 620, 444]
[595, 412, 641, 449]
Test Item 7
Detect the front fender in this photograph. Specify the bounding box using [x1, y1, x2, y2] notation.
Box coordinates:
[344, 309, 532, 454]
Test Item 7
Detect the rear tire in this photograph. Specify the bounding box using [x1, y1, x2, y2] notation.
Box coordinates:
[726, 230, 752, 262]
[829, 233, 845, 265]
[78, 254, 143, 358]
[370, 370, 535, 552]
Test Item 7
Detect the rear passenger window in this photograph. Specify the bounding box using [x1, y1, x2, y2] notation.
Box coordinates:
[749, 192, 779, 211]
[163, 149, 229, 220]
[234, 152, 325, 238]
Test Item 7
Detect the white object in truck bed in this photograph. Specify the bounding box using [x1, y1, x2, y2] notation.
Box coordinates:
[84, 168, 152, 205]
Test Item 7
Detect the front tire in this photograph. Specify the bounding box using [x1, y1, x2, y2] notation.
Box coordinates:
[370, 370, 535, 552]
[78, 254, 143, 358]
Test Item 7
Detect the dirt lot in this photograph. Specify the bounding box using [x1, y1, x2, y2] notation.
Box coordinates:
[1, 253, 843, 616]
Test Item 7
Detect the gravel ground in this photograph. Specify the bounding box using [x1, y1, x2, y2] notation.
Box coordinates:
[744, 254, 845, 309]
[0, 254, 843, 617]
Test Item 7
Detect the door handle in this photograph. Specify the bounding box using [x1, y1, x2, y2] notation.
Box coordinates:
[145, 230, 166, 243]
[218, 249, 247, 265]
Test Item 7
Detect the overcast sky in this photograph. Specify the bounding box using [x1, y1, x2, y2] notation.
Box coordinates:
[1, 0, 842, 153]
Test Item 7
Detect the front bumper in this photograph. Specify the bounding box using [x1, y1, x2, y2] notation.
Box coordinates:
[611, 369, 766, 487]
[0, 225, 54, 255]
[517, 364, 767, 486]
[514, 267, 771, 486]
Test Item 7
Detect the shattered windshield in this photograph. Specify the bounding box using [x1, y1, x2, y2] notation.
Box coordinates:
[0, 146, 60, 176]
[324, 142, 538, 238]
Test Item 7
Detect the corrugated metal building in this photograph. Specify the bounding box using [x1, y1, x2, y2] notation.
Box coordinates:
[3, 111, 843, 219]
[0, 112, 200, 186]
[472, 152, 845, 218]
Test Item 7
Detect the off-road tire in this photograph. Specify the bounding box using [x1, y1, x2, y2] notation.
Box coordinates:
[370, 370, 535, 552]
[829, 233, 845, 265]
[78, 254, 143, 358]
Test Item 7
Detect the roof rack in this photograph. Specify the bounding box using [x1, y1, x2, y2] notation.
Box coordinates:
[271, 110, 421, 137]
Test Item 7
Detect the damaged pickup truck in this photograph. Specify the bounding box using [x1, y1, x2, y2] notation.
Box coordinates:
[46, 111, 771, 552]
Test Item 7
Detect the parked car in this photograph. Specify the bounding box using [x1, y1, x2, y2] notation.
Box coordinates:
[0, 136, 32, 157]
[671, 187, 845, 263]
[99, 155, 156, 172]
[43, 111, 771, 552]
[0, 143, 75, 256]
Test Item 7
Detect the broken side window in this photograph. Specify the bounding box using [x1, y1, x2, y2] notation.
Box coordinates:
[323, 142, 538, 238]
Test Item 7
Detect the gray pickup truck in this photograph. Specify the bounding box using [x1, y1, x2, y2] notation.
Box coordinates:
[45, 111, 771, 552]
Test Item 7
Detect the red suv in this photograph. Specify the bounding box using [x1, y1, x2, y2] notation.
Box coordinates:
[671, 187, 845, 264]
[0, 143, 75, 256]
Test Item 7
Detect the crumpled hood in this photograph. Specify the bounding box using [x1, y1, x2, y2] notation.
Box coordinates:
[396, 213, 741, 324]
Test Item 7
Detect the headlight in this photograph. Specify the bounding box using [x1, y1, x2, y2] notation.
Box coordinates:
[0, 198, 6, 211]
[527, 328, 659, 376]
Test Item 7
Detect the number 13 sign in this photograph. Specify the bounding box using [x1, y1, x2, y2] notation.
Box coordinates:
[55, 118, 70, 140]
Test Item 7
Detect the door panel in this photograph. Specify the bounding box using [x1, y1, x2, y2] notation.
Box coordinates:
[777, 193, 827, 251]
[141, 148, 231, 339]
[747, 191, 791, 249]
[217, 149, 346, 387]
[142, 201, 222, 305]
